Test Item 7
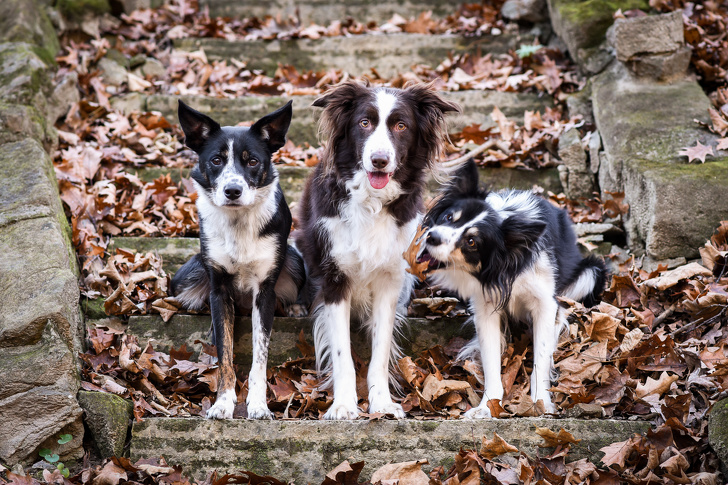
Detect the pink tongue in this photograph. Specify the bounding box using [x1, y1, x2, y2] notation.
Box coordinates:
[367, 171, 391, 189]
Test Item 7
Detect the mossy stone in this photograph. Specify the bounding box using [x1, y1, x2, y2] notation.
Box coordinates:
[78, 391, 133, 458]
[0, 0, 59, 65]
[56, 0, 110, 20]
[0, 43, 52, 112]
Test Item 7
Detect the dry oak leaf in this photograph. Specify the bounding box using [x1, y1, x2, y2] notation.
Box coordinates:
[421, 374, 472, 401]
[643, 262, 712, 291]
[635, 371, 679, 399]
[599, 439, 634, 469]
[535, 427, 581, 448]
[480, 432, 519, 459]
[678, 141, 715, 163]
[404, 224, 429, 282]
[92, 461, 128, 485]
[370, 460, 429, 485]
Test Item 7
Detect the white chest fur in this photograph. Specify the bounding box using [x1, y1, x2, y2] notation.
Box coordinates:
[320, 171, 419, 294]
[196, 181, 279, 291]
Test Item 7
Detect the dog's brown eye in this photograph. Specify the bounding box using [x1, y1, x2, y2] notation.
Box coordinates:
[211, 156, 222, 166]
[395, 121, 406, 132]
[360, 119, 370, 128]
[467, 238, 476, 247]
[248, 159, 258, 167]
[445, 214, 453, 222]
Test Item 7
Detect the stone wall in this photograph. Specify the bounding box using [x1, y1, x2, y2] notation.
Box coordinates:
[0, 0, 85, 466]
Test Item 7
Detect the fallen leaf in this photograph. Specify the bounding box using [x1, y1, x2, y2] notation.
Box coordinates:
[480, 432, 518, 459]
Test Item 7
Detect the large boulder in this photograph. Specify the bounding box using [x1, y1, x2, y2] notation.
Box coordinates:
[78, 391, 133, 458]
[592, 63, 728, 259]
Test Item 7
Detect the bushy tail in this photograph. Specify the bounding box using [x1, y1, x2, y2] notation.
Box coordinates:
[171, 253, 210, 310]
[562, 255, 608, 307]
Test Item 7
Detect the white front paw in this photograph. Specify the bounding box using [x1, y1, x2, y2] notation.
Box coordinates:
[207, 399, 234, 419]
[324, 401, 360, 420]
[369, 400, 405, 419]
[246, 399, 273, 420]
[464, 404, 493, 419]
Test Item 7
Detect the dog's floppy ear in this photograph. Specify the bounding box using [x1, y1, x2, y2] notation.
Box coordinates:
[405, 82, 461, 117]
[251, 100, 293, 153]
[446, 159, 482, 198]
[178, 100, 221, 152]
[501, 214, 546, 264]
[312, 80, 370, 109]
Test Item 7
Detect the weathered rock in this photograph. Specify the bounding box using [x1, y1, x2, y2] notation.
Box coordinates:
[114, 91, 549, 145]
[131, 417, 651, 482]
[501, 0, 549, 23]
[565, 82, 593, 124]
[606, 11, 684, 62]
[557, 127, 596, 198]
[0, 0, 60, 64]
[174, 32, 535, 79]
[0, 139, 66, 228]
[626, 46, 691, 81]
[0, 386, 83, 464]
[592, 63, 728, 259]
[0, 323, 77, 401]
[120, 315, 470, 368]
[0, 103, 56, 150]
[0, 215, 81, 351]
[36, 413, 85, 462]
[56, 0, 110, 21]
[98, 57, 128, 86]
[709, 397, 728, 475]
[47, 71, 80, 123]
[78, 391, 134, 458]
[0, 43, 52, 112]
[200, 0, 469, 25]
[140, 58, 166, 79]
[546, 0, 648, 63]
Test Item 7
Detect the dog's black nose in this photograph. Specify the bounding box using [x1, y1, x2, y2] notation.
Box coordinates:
[224, 185, 243, 200]
[371, 151, 389, 170]
[427, 231, 442, 246]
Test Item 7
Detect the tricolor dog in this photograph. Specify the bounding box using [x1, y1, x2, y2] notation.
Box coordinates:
[417, 160, 607, 418]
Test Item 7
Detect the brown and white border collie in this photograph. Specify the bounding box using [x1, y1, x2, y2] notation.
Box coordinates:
[295, 81, 460, 419]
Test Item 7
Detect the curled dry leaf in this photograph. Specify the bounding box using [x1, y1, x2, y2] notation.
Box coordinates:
[404, 224, 429, 282]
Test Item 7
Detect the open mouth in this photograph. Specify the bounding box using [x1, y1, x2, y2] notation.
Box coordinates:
[367, 171, 391, 189]
[416, 249, 446, 272]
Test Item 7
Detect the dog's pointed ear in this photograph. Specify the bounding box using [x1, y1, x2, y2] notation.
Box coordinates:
[178, 100, 221, 152]
[251, 100, 293, 152]
[446, 159, 482, 198]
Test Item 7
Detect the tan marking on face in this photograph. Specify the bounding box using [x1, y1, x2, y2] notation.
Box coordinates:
[241, 150, 249, 161]
[216, 313, 237, 396]
[452, 210, 462, 222]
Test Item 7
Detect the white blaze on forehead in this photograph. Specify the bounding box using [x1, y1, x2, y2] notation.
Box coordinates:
[362, 90, 398, 173]
[426, 211, 488, 263]
[213, 138, 254, 206]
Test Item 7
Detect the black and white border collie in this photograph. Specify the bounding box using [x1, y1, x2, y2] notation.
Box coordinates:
[172, 100, 305, 419]
[417, 160, 607, 418]
[295, 81, 460, 419]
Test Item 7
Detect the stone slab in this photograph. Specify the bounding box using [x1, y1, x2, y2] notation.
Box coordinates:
[592, 63, 728, 259]
[174, 32, 533, 78]
[0, 102, 57, 150]
[78, 391, 133, 459]
[112, 91, 549, 145]
[115, 314, 470, 369]
[606, 10, 684, 62]
[709, 397, 728, 477]
[547, 0, 648, 61]
[0, 215, 81, 351]
[199, 0, 468, 24]
[0, 43, 52, 113]
[130, 417, 650, 482]
[0, 0, 59, 64]
[0, 138, 65, 227]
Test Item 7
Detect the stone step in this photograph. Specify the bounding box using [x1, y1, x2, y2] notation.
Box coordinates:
[95, 314, 469, 369]
[130, 417, 651, 482]
[592, 63, 728, 260]
[173, 31, 537, 78]
[112, 90, 551, 145]
[200, 0, 471, 25]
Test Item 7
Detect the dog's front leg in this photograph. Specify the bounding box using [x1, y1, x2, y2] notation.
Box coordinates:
[246, 281, 275, 419]
[366, 275, 405, 418]
[530, 298, 559, 413]
[318, 297, 359, 420]
[207, 273, 237, 419]
[465, 298, 504, 419]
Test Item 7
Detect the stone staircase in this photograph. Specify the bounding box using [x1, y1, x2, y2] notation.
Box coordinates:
[81, 0, 691, 481]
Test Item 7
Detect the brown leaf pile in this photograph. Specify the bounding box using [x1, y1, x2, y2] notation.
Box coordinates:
[54, 1, 580, 101]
